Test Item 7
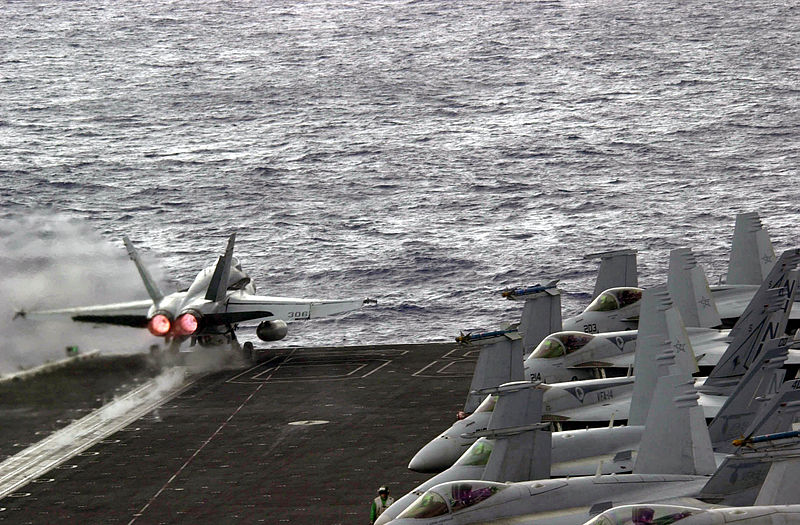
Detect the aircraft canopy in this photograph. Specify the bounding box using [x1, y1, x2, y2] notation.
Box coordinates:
[585, 287, 643, 313]
[186, 258, 251, 298]
[583, 504, 701, 525]
[397, 481, 508, 519]
[530, 332, 595, 359]
[454, 438, 493, 467]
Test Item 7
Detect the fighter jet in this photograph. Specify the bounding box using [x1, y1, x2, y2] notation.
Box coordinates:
[14, 234, 371, 359]
[584, 503, 800, 525]
[378, 340, 800, 523]
[526, 249, 800, 383]
[384, 353, 719, 524]
[583, 430, 800, 525]
[408, 271, 797, 472]
[384, 366, 800, 525]
[560, 212, 793, 334]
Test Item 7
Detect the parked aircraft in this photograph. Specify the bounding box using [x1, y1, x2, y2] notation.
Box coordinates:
[525, 248, 800, 383]
[385, 353, 719, 524]
[584, 504, 800, 525]
[385, 368, 800, 525]
[381, 339, 799, 523]
[408, 267, 797, 472]
[560, 213, 797, 334]
[14, 234, 371, 359]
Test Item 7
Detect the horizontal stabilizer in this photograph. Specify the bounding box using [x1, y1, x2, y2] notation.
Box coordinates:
[309, 299, 366, 318]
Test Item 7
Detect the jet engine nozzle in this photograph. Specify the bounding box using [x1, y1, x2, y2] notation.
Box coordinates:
[174, 312, 200, 336]
[147, 313, 172, 337]
[256, 319, 288, 341]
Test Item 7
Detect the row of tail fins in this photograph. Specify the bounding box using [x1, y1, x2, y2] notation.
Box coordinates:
[457, 213, 799, 505]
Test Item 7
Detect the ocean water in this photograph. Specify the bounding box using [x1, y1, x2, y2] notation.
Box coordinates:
[1, 0, 799, 370]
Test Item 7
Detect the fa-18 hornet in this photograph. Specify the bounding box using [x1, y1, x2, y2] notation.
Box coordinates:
[15, 234, 372, 359]
[525, 248, 800, 383]
[559, 212, 799, 335]
[408, 260, 798, 472]
[384, 346, 800, 525]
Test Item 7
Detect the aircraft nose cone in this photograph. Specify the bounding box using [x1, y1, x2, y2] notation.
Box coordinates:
[407, 437, 463, 473]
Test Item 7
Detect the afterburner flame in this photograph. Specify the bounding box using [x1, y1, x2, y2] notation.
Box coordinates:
[147, 314, 171, 336]
[174, 313, 199, 336]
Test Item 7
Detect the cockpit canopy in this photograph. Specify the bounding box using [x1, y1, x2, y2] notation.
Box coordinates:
[585, 287, 643, 313]
[530, 332, 595, 359]
[583, 504, 702, 525]
[396, 481, 508, 519]
[186, 257, 252, 298]
[455, 438, 494, 467]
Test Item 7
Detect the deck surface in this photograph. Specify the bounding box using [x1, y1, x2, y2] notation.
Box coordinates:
[0, 343, 475, 524]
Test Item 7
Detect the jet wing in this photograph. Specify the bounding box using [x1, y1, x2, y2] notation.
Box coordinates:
[17, 300, 153, 328]
[216, 294, 367, 325]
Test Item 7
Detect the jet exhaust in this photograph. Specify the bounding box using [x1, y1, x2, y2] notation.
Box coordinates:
[147, 314, 171, 337]
[174, 312, 199, 336]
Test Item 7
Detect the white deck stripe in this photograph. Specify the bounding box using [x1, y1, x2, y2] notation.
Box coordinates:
[0, 367, 191, 500]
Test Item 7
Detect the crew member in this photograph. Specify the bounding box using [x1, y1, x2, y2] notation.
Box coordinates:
[370, 486, 394, 524]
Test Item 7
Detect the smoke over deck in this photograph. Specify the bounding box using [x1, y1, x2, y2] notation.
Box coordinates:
[0, 214, 163, 375]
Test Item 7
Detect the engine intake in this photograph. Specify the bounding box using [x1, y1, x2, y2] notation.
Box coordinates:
[256, 320, 288, 341]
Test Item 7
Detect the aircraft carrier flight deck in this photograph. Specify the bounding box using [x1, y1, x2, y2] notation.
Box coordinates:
[0, 343, 474, 524]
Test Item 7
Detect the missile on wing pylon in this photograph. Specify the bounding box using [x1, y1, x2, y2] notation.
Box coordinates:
[456, 329, 517, 345]
[501, 280, 559, 300]
[733, 429, 800, 448]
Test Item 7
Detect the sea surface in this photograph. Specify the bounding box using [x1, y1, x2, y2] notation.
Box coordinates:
[1, 0, 799, 372]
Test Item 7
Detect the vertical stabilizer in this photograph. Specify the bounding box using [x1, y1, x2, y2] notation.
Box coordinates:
[700, 451, 773, 506]
[668, 248, 722, 329]
[585, 249, 638, 300]
[664, 306, 700, 375]
[668, 248, 702, 327]
[755, 227, 776, 282]
[754, 444, 800, 505]
[205, 233, 237, 302]
[706, 263, 799, 392]
[514, 285, 562, 353]
[480, 382, 551, 482]
[481, 428, 552, 483]
[702, 435, 800, 506]
[122, 236, 164, 304]
[487, 381, 543, 430]
[708, 338, 789, 453]
[690, 253, 723, 329]
[628, 286, 672, 425]
[464, 333, 524, 413]
[739, 372, 800, 447]
[726, 212, 776, 285]
[633, 365, 716, 476]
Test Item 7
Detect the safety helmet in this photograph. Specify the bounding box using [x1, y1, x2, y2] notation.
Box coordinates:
[378, 486, 388, 494]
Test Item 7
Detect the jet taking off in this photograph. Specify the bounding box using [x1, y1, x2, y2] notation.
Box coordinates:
[15, 234, 371, 358]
